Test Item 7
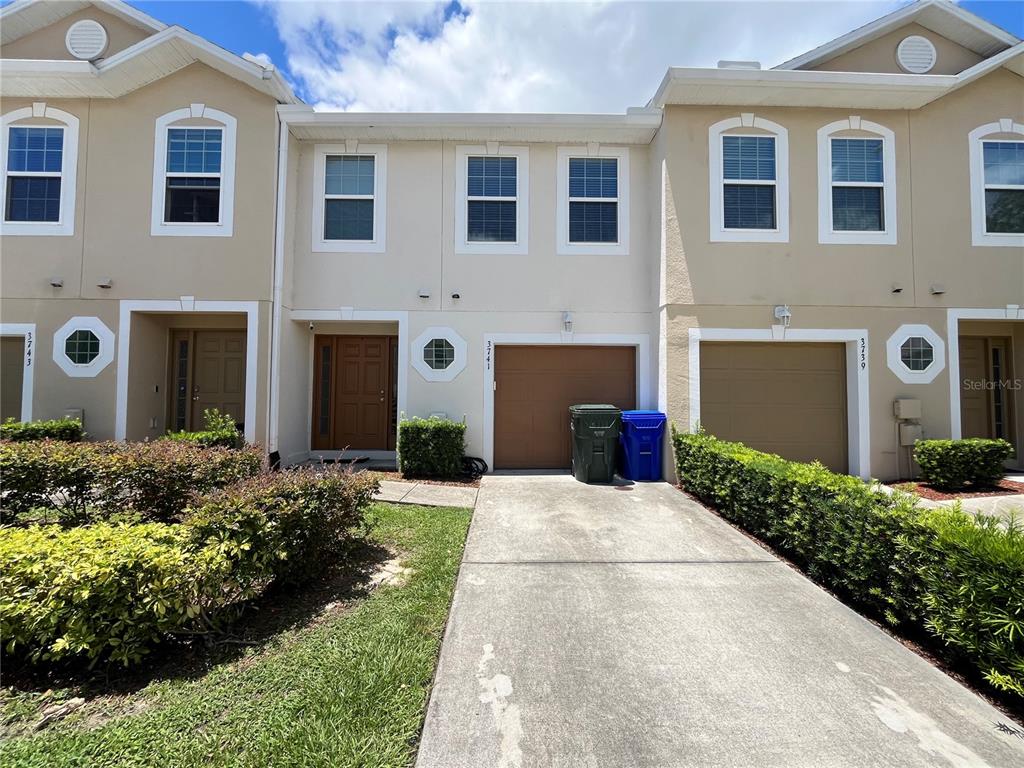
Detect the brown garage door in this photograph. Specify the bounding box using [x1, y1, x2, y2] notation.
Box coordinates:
[700, 342, 848, 472]
[494, 345, 636, 469]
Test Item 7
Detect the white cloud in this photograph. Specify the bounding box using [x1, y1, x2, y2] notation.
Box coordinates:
[257, 0, 906, 112]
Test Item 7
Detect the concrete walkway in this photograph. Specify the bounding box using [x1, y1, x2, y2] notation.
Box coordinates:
[416, 474, 1024, 768]
[372, 479, 478, 509]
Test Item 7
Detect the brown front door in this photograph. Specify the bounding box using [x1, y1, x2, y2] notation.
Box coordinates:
[960, 336, 1016, 443]
[1, 336, 25, 421]
[169, 330, 246, 432]
[494, 345, 636, 469]
[312, 335, 396, 451]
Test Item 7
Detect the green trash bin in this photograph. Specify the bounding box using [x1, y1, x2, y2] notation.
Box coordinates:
[569, 404, 622, 483]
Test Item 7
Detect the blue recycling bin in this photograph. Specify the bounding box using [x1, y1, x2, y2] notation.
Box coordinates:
[618, 410, 667, 481]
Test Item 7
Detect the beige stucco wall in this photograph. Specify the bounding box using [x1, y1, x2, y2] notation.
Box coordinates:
[0, 6, 151, 62]
[810, 22, 984, 75]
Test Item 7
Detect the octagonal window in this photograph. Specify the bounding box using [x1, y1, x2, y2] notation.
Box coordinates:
[64, 329, 100, 365]
[900, 336, 934, 372]
[424, 338, 455, 370]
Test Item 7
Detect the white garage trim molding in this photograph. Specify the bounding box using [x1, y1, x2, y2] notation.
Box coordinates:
[687, 327, 871, 479]
[53, 316, 114, 377]
[947, 305, 1024, 439]
[116, 299, 259, 443]
[885, 323, 945, 385]
[0, 322, 35, 421]
[481, 332, 652, 472]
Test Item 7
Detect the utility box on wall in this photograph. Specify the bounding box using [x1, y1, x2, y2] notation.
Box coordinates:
[899, 423, 923, 447]
[893, 399, 921, 420]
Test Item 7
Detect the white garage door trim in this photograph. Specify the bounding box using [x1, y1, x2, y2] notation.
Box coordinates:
[688, 327, 870, 479]
[482, 332, 652, 472]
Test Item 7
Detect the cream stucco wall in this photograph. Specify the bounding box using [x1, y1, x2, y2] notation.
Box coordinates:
[0, 6, 151, 62]
[810, 23, 985, 75]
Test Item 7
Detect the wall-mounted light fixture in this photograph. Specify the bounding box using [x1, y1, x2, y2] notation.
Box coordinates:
[96, 277, 113, 289]
[562, 311, 574, 333]
[49, 277, 64, 288]
[930, 284, 946, 295]
[773, 304, 792, 327]
[891, 282, 903, 294]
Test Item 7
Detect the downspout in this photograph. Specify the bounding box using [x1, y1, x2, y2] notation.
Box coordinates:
[267, 108, 289, 459]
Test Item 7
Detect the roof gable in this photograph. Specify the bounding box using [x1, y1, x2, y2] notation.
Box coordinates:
[0, 0, 164, 47]
[809, 22, 984, 75]
[0, 5, 156, 61]
[776, 0, 1018, 71]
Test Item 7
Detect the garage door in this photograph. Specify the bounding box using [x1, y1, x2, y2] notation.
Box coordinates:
[494, 345, 636, 469]
[700, 342, 848, 472]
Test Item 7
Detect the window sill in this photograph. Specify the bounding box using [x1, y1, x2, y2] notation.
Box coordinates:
[972, 232, 1024, 248]
[314, 239, 386, 254]
[152, 222, 233, 238]
[557, 241, 629, 256]
[819, 230, 896, 246]
[456, 240, 527, 256]
[2, 221, 74, 236]
[710, 227, 788, 244]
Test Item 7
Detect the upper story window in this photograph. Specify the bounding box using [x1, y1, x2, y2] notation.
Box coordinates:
[817, 117, 897, 245]
[968, 119, 1024, 248]
[313, 143, 387, 253]
[455, 145, 528, 255]
[1, 104, 79, 236]
[151, 104, 236, 238]
[709, 115, 788, 243]
[556, 145, 629, 256]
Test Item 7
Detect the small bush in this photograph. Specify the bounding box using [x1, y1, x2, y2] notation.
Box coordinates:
[397, 417, 466, 478]
[673, 428, 1024, 699]
[166, 408, 242, 449]
[187, 467, 378, 585]
[0, 417, 83, 442]
[0, 440, 263, 523]
[914, 438, 1014, 490]
[0, 523, 233, 666]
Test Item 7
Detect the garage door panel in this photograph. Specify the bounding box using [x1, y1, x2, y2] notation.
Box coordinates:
[494, 345, 636, 469]
[700, 342, 848, 473]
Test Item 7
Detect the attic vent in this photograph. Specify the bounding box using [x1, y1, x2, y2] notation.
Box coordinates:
[65, 20, 108, 61]
[896, 35, 937, 74]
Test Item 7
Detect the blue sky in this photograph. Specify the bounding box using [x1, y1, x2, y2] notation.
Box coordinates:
[7, 1, 1024, 110]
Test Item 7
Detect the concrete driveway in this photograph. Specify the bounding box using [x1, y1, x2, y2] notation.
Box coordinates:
[416, 474, 1024, 768]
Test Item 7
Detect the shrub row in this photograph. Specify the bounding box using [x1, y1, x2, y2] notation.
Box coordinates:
[0, 440, 263, 523]
[165, 408, 243, 449]
[0, 467, 379, 666]
[673, 429, 1024, 699]
[0, 418, 83, 442]
[914, 438, 1014, 490]
[397, 417, 466, 478]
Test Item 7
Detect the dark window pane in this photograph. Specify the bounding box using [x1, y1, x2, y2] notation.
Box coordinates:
[569, 201, 618, 243]
[7, 127, 63, 173]
[319, 344, 331, 436]
[174, 339, 189, 431]
[831, 138, 883, 183]
[568, 157, 617, 198]
[325, 155, 374, 195]
[467, 156, 516, 198]
[5, 176, 61, 222]
[723, 136, 775, 181]
[900, 337, 934, 372]
[165, 178, 220, 223]
[983, 141, 1024, 186]
[423, 338, 455, 370]
[64, 330, 100, 365]
[723, 184, 775, 229]
[985, 188, 1024, 233]
[467, 200, 516, 242]
[832, 186, 884, 231]
[167, 127, 222, 174]
[324, 198, 374, 240]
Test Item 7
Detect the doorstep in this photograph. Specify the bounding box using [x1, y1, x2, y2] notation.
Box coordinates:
[373, 479, 479, 509]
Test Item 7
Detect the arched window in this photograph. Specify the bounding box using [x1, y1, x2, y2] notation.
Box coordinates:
[968, 119, 1024, 247]
[151, 104, 237, 237]
[1, 104, 79, 236]
[817, 117, 897, 245]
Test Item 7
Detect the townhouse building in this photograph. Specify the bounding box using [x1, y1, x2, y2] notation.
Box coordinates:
[2, 0, 1021, 482]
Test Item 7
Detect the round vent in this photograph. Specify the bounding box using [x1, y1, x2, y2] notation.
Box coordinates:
[65, 20, 108, 61]
[896, 35, 937, 74]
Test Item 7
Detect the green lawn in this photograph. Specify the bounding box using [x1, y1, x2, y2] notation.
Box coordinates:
[0, 502, 472, 768]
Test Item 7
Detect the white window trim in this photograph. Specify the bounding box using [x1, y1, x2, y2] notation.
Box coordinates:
[0, 323, 35, 421]
[969, 119, 1024, 247]
[151, 104, 236, 237]
[886, 324, 945, 385]
[817, 117, 897, 245]
[312, 143, 387, 253]
[53, 316, 114, 378]
[709, 114, 789, 243]
[412, 327, 467, 383]
[1, 103, 79, 236]
[455, 145, 529, 255]
[556, 145, 630, 256]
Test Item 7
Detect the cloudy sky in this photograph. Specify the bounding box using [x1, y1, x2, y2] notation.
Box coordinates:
[129, 1, 1022, 112]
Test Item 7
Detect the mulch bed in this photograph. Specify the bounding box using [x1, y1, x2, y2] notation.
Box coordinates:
[893, 478, 1024, 502]
[365, 470, 481, 489]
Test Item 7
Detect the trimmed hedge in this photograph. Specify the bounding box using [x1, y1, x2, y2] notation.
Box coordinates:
[914, 438, 1014, 490]
[0, 440, 263, 523]
[0, 418, 83, 442]
[0, 467, 379, 667]
[166, 408, 243, 449]
[397, 417, 466, 478]
[673, 428, 1024, 698]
